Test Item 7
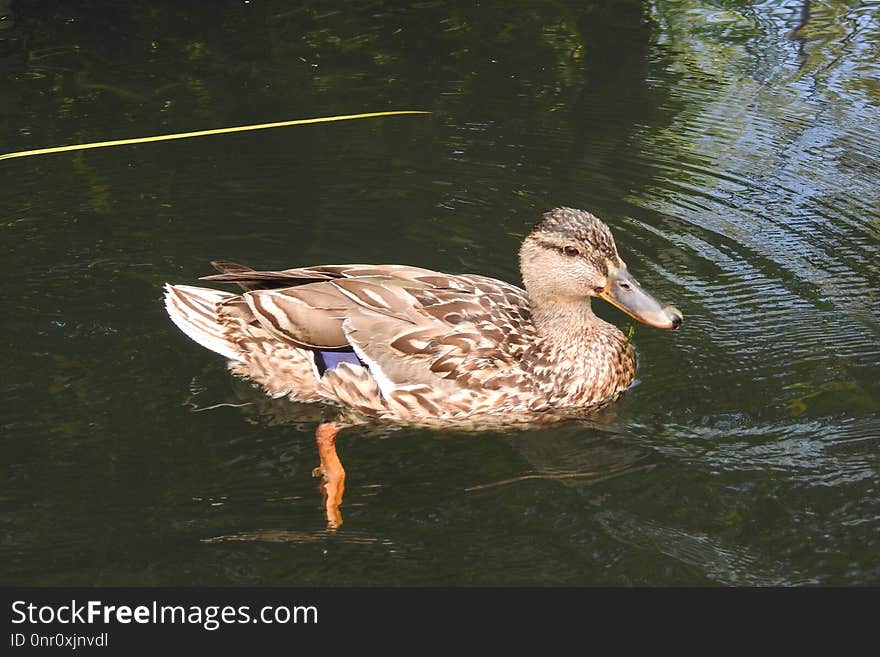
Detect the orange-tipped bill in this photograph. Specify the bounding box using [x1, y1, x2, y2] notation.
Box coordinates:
[598, 266, 683, 329]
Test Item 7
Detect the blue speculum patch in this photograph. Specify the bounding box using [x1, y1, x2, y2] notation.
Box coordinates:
[315, 349, 364, 375]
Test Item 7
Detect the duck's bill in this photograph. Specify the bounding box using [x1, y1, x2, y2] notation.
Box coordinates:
[598, 266, 683, 329]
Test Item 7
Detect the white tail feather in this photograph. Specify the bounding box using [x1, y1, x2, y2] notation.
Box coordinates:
[163, 284, 242, 361]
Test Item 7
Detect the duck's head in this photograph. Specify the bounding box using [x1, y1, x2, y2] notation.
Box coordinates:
[519, 207, 682, 329]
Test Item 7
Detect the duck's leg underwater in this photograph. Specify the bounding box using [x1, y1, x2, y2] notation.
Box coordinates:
[312, 422, 346, 529]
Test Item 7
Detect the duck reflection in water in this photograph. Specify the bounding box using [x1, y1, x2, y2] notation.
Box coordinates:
[191, 384, 655, 532]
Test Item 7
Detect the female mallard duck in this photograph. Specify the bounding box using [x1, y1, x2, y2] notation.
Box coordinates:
[165, 207, 682, 426]
[166, 207, 681, 526]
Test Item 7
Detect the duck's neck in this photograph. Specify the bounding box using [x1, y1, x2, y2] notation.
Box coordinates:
[527, 294, 636, 405]
[530, 295, 605, 347]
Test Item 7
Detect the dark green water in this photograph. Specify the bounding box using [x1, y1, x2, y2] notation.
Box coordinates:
[2, 0, 879, 586]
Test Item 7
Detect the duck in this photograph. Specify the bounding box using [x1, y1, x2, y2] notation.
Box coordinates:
[165, 207, 681, 527]
[164, 207, 682, 427]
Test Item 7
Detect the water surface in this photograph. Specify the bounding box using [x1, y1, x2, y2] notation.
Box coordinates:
[2, 0, 879, 586]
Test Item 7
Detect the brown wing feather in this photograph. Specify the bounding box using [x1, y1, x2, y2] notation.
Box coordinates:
[243, 283, 351, 348]
[240, 275, 433, 349]
[200, 262, 447, 291]
[204, 262, 537, 401]
[339, 273, 536, 395]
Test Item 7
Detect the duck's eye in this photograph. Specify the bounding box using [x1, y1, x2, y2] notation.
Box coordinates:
[563, 246, 580, 257]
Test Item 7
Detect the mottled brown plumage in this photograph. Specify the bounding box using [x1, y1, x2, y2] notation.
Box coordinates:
[164, 208, 682, 427]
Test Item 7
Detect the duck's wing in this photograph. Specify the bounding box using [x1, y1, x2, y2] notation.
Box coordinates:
[210, 263, 536, 395]
[202, 260, 361, 291]
[341, 272, 537, 396]
[203, 260, 453, 290]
